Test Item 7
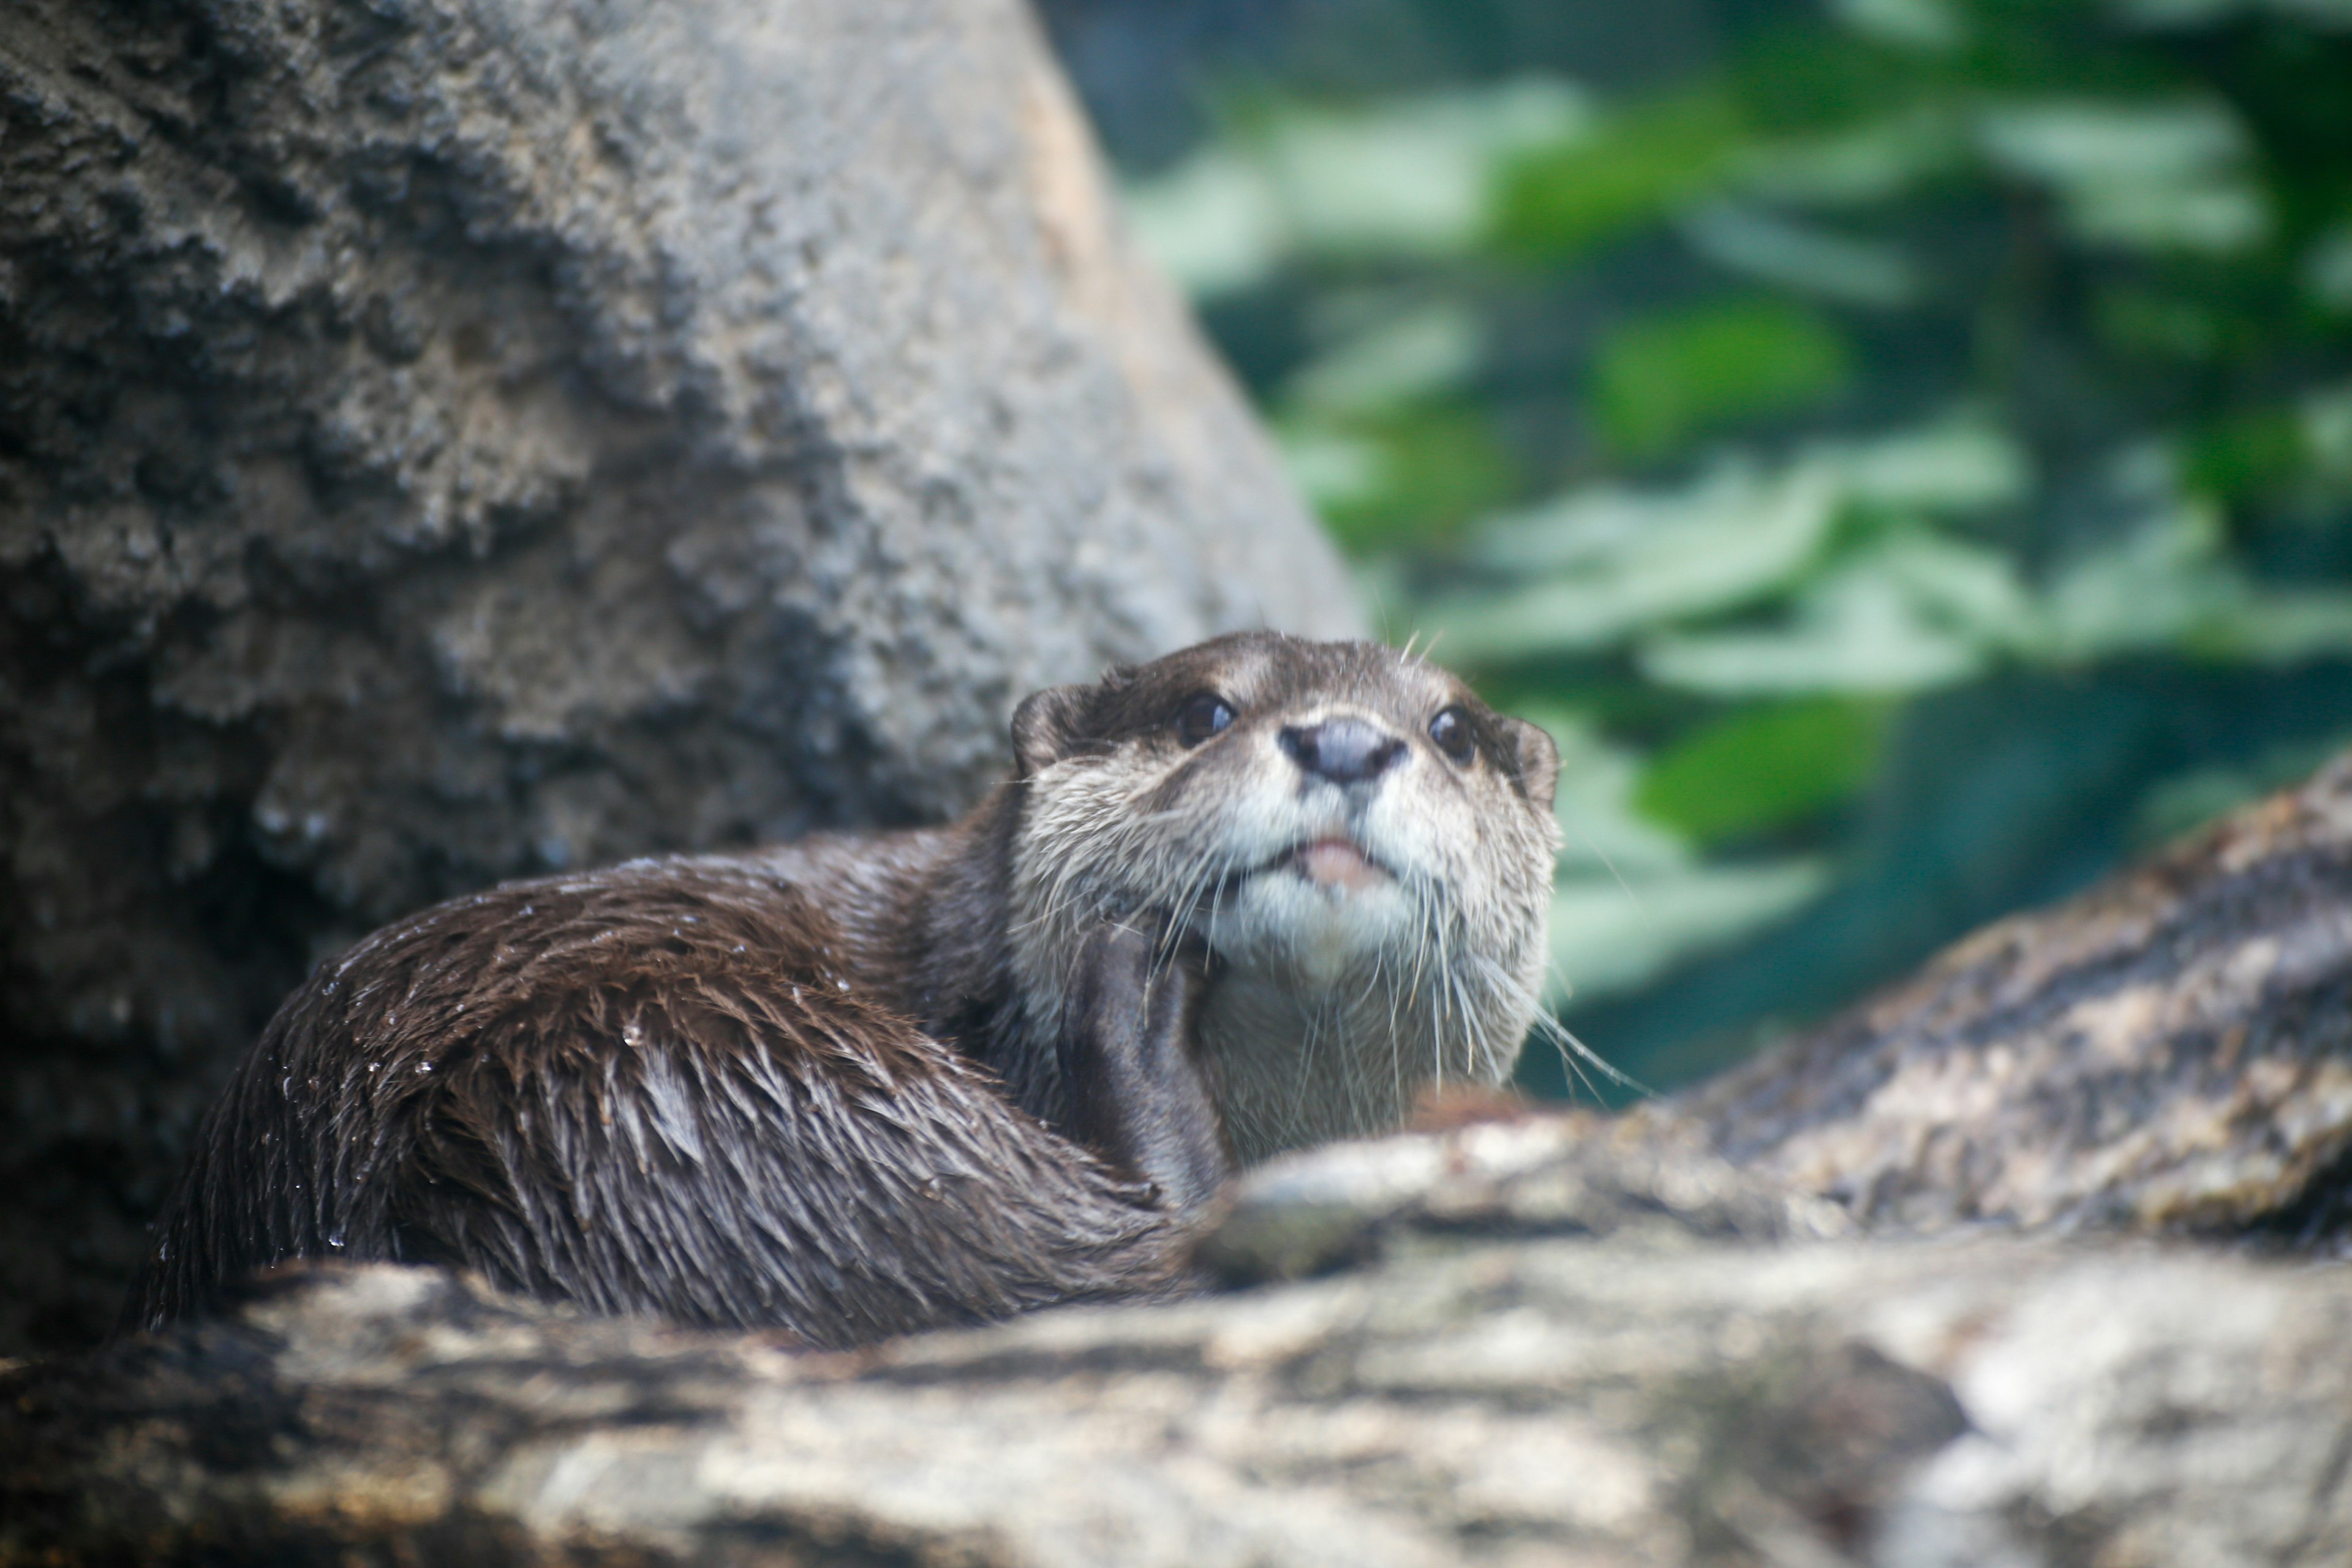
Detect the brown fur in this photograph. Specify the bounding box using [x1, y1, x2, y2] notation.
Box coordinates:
[124, 633, 1559, 1346]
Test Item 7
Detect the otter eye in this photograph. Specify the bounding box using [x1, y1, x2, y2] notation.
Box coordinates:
[1177, 692, 1235, 747]
[1428, 706, 1476, 766]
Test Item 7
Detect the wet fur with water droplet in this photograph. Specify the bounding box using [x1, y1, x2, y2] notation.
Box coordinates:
[125, 633, 1561, 1348]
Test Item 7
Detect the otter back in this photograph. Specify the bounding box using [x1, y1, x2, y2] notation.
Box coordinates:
[127, 858, 1200, 1346]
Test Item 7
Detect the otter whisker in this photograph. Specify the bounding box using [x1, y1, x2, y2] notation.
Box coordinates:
[1528, 993, 1648, 1101]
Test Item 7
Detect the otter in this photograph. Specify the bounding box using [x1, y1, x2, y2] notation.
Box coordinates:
[124, 633, 1561, 1348]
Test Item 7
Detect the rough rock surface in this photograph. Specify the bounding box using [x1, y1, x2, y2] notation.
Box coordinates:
[7, 1123, 2350, 1567]
[1666, 755, 2352, 1243]
[15, 763, 2352, 1561]
[0, 0, 1359, 1354]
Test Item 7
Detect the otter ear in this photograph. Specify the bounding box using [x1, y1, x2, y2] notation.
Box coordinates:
[1499, 716, 1560, 811]
[1011, 684, 1091, 779]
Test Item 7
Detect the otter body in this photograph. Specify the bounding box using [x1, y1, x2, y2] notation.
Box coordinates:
[127, 635, 1560, 1346]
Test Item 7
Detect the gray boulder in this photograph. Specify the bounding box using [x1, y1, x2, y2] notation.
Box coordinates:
[0, 0, 1357, 1352]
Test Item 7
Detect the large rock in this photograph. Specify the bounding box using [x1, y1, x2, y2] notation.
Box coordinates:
[0, 0, 1359, 1353]
[6, 1124, 2348, 1566]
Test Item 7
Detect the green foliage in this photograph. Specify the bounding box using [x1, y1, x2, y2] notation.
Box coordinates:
[1269, 299, 1519, 552]
[1636, 700, 1894, 847]
[2184, 408, 2321, 502]
[1305, 407, 1520, 554]
[1491, 90, 1746, 260]
[1122, 0, 2352, 1091]
[1591, 298, 1853, 462]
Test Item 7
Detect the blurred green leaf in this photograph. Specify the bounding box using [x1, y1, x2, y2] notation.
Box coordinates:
[1680, 203, 1921, 308]
[2307, 383, 2352, 488]
[1121, 149, 1285, 299]
[2033, 474, 2234, 663]
[2183, 408, 2309, 500]
[1975, 96, 2250, 188]
[1529, 706, 1833, 1004]
[1814, 415, 2031, 513]
[1308, 408, 1520, 555]
[1491, 89, 1747, 261]
[1423, 417, 2024, 666]
[1549, 858, 1830, 1001]
[1639, 531, 2029, 695]
[1282, 301, 1482, 417]
[2065, 179, 2271, 254]
[2176, 383, 2352, 505]
[1425, 461, 1842, 660]
[2192, 590, 2352, 663]
[1123, 79, 1594, 297]
[1831, 0, 1966, 52]
[2113, 0, 2349, 28]
[2094, 287, 2235, 361]
[1278, 428, 1386, 518]
[1591, 298, 1853, 462]
[1973, 97, 2271, 254]
[1738, 108, 1967, 206]
[1635, 699, 1895, 845]
[2307, 223, 2352, 314]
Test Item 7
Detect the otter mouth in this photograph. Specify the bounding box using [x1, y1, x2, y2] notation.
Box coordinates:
[1284, 835, 1392, 894]
[1196, 834, 1403, 911]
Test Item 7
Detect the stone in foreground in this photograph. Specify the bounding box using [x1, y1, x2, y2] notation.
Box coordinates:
[6, 1118, 2349, 1567]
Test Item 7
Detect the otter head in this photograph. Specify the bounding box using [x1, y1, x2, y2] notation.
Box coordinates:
[1008, 631, 1561, 1165]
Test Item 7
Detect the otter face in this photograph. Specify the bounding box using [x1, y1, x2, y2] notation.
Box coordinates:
[1009, 632, 1561, 1164]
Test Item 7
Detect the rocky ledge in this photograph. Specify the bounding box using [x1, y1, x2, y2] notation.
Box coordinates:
[3, 1123, 2346, 1566]
[9, 755, 2352, 1566]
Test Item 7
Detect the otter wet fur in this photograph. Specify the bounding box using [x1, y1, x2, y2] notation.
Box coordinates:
[126, 633, 1562, 1348]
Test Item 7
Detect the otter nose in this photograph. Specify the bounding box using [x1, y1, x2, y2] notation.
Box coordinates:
[1279, 717, 1406, 786]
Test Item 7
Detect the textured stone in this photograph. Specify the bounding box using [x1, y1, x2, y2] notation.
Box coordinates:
[0, 0, 1359, 1354]
[1200, 1104, 1851, 1285]
[1665, 755, 2352, 1243]
[7, 1170, 2349, 1566]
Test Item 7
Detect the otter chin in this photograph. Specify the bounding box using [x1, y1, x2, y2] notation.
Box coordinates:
[126, 632, 1561, 1348]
